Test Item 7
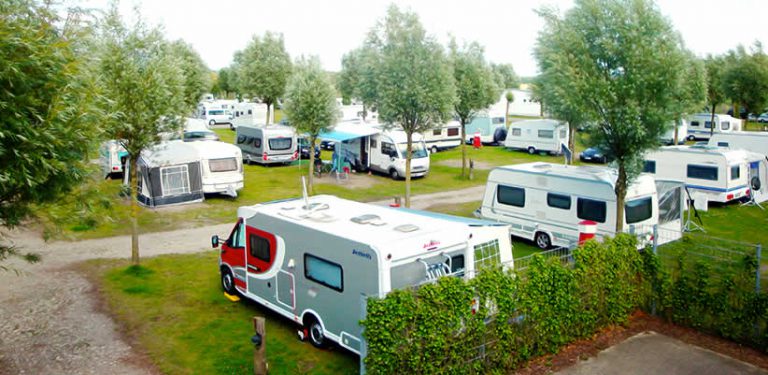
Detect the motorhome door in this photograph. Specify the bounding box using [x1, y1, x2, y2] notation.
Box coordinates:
[245, 227, 277, 274]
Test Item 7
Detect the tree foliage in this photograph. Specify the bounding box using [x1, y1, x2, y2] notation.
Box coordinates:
[283, 56, 339, 194]
[233, 32, 292, 123]
[668, 53, 707, 142]
[534, 0, 694, 231]
[217, 67, 235, 98]
[722, 44, 768, 118]
[169, 39, 210, 110]
[0, 0, 100, 266]
[491, 62, 519, 89]
[338, 45, 380, 118]
[450, 39, 500, 177]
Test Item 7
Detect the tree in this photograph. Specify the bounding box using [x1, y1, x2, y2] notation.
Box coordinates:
[169, 40, 210, 110]
[491, 63, 520, 89]
[0, 0, 99, 268]
[366, 5, 456, 207]
[283, 56, 339, 194]
[704, 55, 726, 137]
[450, 39, 500, 178]
[217, 67, 234, 98]
[535, 0, 692, 232]
[531, 75, 586, 162]
[722, 44, 768, 124]
[97, 6, 188, 265]
[505, 91, 515, 127]
[669, 54, 707, 143]
[233, 32, 292, 124]
[339, 46, 380, 120]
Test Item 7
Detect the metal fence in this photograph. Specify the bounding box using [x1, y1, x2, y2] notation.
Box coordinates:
[513, 243, 575, 272]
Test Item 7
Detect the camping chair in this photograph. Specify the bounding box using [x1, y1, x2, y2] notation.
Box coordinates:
[335, 163, 351, 182]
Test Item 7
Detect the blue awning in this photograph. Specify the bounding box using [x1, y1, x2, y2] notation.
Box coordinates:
[319, 122, 380, 142]
[318, 130, 366, 142]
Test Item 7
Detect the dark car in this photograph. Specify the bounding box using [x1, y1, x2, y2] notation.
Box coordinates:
[298, 137, 321, 159]
[320, 139, 336, 150]
[579, 147, 610, 164]
[183, 130, 220, 142]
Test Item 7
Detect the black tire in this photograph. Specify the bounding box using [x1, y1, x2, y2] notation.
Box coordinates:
[687, 135, 695, 141]
[306, 318, 326, 348]
[751, 176, 761, 191]
[527, 147, 536, 155]
[221, 268, 237, 295]
[390, 169, 400, 180]
[431, 146, 438, 154]
[209, 119, 216, 126]
[535, 232, 551, 250]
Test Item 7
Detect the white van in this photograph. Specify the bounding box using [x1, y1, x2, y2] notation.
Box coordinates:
[422, 121, 462, 154]
[464, 110, 507, 144]
[185, 141, 244, 197]
[478, 162, 667, 249]
[709, 131, 768, 157]
[369, 129, 430, 179]
[235, 124, 297, 165]
[505, 119, 568, 155]
[686, 113, 740, 141]
[214, 194, 513, 354]
[202, 107, 233, 126]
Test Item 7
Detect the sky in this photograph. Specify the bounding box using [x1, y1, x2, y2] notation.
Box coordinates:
[77, 0, 768, 76]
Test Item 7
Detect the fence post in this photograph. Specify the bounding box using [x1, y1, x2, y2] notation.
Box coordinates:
[629, 225, 635, 236]
[653, 224, 658, 255]
[359, 294, 368, 375]
[756, 244, 762, 294]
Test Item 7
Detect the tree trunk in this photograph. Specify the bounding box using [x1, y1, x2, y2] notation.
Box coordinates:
[460, 120, 467, 178]
[568, 123, 576, 165]
[362, 104, 367, 121]
[129, 156, 140, 266]
[265, 102, 271, 125]
[614, 163, 627, 233]
[710, 103, 716, 137]
[673, 120, 679, 145]
[405, 132, 413, 208]
[308, 135, 316, 195]
[505, 101, 510, 127]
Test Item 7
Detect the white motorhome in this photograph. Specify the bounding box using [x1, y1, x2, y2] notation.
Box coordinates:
[464, 110, 507, 144]
[505, 119, 568, 155]
[99, 140, 129, 179]
[660, 120, 688, 145]
[478, 162, 676, 249]
[214, 194, 513, 354]
[709, 131, 768, 157]
[422, 120, 462, 154]
[185, 141, 244, 197]
[368, 128, 430, 179]
[643, 145, 764, 204]
[686, 113, 740, 141]
[231, 102, 273, 129]
[235, 124, 298, 165]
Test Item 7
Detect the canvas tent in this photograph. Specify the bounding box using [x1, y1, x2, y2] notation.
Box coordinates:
[137, 141, 204, 207]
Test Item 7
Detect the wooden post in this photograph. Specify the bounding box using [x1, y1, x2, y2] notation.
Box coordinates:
[253, 317, 267, 375]
[469, 159, 474, 180]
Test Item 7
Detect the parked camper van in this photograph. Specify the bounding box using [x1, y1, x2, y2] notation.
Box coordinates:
[99, 140, 128, 179]
[643, 145, 762, 204]
[235, 124, 298, 165]
[213, 194, 513, 354]
[505, 119, 568, 155]
[422, 120, 462, 153]
[369, 129, 430, 179]
[185, 141, 244, 197]
[709, 131, 768, 157]
[231, 102, 273, 129]
[686, 113, 739, 141]
[478, 162, 669, 249]
[660, 120, 688, 145]
[137, 141, 204, 207]
[464, 110, 507, 144]
[202, 107, 233, 126]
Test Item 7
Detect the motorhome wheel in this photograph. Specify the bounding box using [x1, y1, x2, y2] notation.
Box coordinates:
[390, 169, 400, 180]
[687, 135, 695, 141]
[535, 232, 551, 249]
[431, 146, 438, 154]
[221, 268, 237, 295]
[209, 119, 216, 126]
[307, 320, 326, 348]
[527, 147, 536, 155]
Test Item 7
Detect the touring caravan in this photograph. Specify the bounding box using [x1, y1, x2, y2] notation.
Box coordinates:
[478, 162, 672, 249]
[235, 124, 298, 165]
[643, 145, 764, 204]
[422, 120, 462, 153]
[686, 113, 740, 141]
[231, 102, 273, 129]
[660, 120, 688, 145]
[709, 131, 768, 157]
[99, 140, 129, 179]
[368, 128, 430, 179]
[504, 119, 568, 155]
[464, 110, 507, 144]
[137, 141, 204, 207]
[213, 194, 513, 354]
[185, 141, 244, 197]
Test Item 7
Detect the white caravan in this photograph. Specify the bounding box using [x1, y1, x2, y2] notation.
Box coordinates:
[422, 120, 462, 153]
[464, 110, 508, 144]
[369, 128, 430, 179]
[686, 113, 740, 140]
[709, 131, 768, 157]
[235, 124, 298, 165]
[505, 119, 568, 155]
[231, 102, 273, 129]
[185, 141, 244, 197]
[660, 120, 688, 145]
[478, 162, 672, 249]
[643, 145, 765, 204]
[99, 140, 129, 179]
[214, 194, 513, 354]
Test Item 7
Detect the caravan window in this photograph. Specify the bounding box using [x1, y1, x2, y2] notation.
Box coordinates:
[730, 165, 740, 180]
[717, 142, 729, 147]
[474, 239, 500, 270]
[447, 128, 459, 136]
[625, 197, 652, 224]
[492, 117, 505, 124]
[209, 158, 237, 172]
[577, 198, 607, 223]
[721, 121, 730, 130]
[249, 234, 271, 263]
[547, 193, 571, 210]
[268, 137, 292, 150]
[690, 121, 700, 127]
[511, 128, 521, 136]
[704, 121, 713, 129]
[643, 160, 656, 174]
[304, 254, 343, 292]
[687, 165, 718, 181]
[538, 130, 554, 139]
[254, 138, 262, 148]
[497, 185, 525, 207]
[160, 165, 190, 196]
[433, 129, 442, 136]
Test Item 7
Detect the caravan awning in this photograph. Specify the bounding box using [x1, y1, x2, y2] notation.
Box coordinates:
[319, 122, 380, 142]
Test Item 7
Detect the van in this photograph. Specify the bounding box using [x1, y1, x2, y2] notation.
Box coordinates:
[235, 124, 298, 165]
[185, 141, 244, 197]
[202, 107, 233, 127]
[422, 121, 462, 154]
[686, 113, 740, 141]
[505, 119, 568, 155]
[99, 140, 129, 179]
[368, 129, 430, 179]
[464, 110, 507, 144]
[478, 162, 676, 249]
[213, 194, 513, 354]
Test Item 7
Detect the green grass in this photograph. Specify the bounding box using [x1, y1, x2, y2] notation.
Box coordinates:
[82, 252, 358, 375]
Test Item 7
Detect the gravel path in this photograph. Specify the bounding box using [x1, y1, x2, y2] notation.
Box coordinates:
[0, 186, 485, 375]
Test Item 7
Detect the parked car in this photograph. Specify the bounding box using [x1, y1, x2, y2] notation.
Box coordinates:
[298, 137, 320, 159]
[579, 147, 610, 163]
[320, 139, 336, 150]
[758, 113, 768, 123]
[183, 130, 220, 142]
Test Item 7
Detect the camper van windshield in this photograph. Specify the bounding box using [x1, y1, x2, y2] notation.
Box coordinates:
[268, 138, 293, 150]
[208, 110, 225, 116]
[397, 143, 428, 158]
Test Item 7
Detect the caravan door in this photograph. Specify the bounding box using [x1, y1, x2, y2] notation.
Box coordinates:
[750, 159, 768, 203]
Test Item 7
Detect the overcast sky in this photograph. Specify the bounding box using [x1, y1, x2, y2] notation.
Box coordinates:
[78, 0, 767, 76]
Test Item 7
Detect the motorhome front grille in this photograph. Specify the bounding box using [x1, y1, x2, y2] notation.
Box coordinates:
[209, 158, 238, 172]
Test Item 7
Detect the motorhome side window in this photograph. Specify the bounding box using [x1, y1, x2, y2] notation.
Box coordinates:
[433, 129, 442, 136]
[721, 121, 730, 130]
[249, 234, 271, 262]
[497, 185, 525, 207]
[447, 128, 459, 136]
[704, 121, 713, 129]
[254, 138, 262, 148]
[228, 220, 245, 248]
[304, 254, 343, 292]
[625, 197, 652, 224]
[381, 142, 395, 157]
[547, 193, 571, 210]
[577, 198, 607, 223]
[687, 165, 718, 181]
[690, 121, 699, 127]
[730, 165, 740, 180]
[643, 160, 656, 174]
[511, 128, 521, 136]
[538, 130, 554, 139]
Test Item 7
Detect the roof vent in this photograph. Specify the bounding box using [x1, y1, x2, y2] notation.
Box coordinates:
[394, 224, 419, 233]
[302, 203, 329, 211]
[351, 214, 386, 226]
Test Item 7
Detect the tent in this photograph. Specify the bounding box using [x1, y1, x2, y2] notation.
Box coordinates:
[137, 141, 204, 207]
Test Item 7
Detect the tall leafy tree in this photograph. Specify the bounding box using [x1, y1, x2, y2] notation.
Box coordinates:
[532, 74, 586, 162]
[169, 40, 210, 110]
[450, 39, 500, 178]
[704, 55, 726, 136]
[669, 54, 707, 143]
[491, 63, 520, 89]
[722, 44, 768, 124]
[366, 5, 456, 207]
[535, 0, 692, 231]
[283, 56, 339, 194]
[0, 0, 99, 267]
[97, 6, 188, 265]
[217, 67, 234, 98]
[339, 46, 380, 119]
[233, 32, 292, 124]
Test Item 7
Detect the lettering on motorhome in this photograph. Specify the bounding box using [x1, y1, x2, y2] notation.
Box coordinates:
[352, 249, 372, 260]
[423, 240, 441, 249]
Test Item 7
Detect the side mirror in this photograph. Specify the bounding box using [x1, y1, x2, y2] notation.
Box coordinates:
[211, 235, 220, 248]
